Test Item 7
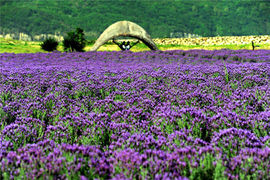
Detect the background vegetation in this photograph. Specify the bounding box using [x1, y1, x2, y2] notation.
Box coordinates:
[1, 37, 269, 54]
[0, 0, 269, 39]
[40, 37, 58, 52]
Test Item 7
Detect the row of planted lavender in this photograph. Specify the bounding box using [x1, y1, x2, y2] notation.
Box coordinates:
[0, 49, 269, 179]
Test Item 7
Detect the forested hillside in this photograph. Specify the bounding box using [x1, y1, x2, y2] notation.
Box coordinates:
[0, 0, 269, 38]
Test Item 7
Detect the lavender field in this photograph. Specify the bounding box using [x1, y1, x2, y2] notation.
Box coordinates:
[0, 49, 270, 179]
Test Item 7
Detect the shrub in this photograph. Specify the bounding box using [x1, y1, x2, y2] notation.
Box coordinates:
[63, 28, 86, 52]
[87, 39, 96, 45]
[40, 38, 58, 52]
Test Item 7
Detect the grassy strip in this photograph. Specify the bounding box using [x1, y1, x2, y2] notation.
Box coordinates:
[1, 38, 270, 53]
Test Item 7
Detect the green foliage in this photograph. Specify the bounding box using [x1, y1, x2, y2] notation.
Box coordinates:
[87, 39, 96, 45]
[0, 0, 269, 38]
[40, 38, 58, 52]
[223, 61, 230, 84]
[190, 154, 215, 180]
[63, 28, 86, 52]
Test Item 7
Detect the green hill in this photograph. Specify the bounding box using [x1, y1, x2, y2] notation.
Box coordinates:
[0, 0, 269, 38]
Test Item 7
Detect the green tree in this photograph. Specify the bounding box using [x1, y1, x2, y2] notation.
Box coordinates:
[63, 28, 86, 52]
[40, 38, 58, 52]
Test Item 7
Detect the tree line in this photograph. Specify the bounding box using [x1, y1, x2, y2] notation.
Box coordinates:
[41, 28, 86, 52]
[0, 0, 269, 39]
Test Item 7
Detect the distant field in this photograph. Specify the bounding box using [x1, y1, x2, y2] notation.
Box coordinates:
[1, 36, 270, 53]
